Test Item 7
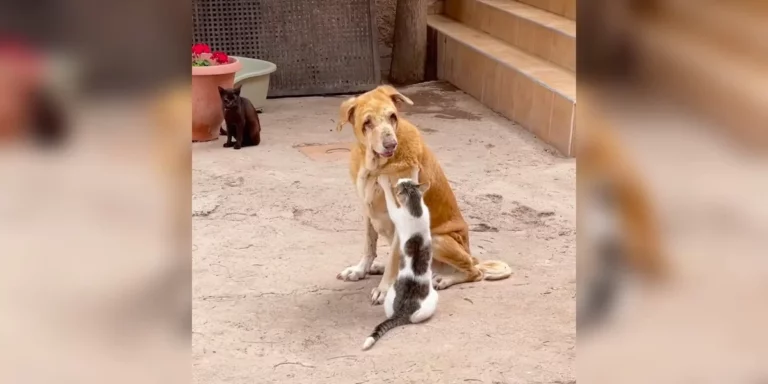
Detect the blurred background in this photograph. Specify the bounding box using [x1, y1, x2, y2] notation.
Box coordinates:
[0, 1, 190, 384]
[1, 0, 766, 383]
[578, 0, 768, 382]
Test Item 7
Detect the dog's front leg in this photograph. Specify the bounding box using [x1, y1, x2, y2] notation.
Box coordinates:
[355, 165, 369, 201]
[337, 216, 378, 281]
[371, 233, 399, 305]
[363, 176, 378, 208]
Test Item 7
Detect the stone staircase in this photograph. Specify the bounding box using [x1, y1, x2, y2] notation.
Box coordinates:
[427, 0, 577, 157]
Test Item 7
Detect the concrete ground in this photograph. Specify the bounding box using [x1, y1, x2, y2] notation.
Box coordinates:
[192, 82, 575, 384]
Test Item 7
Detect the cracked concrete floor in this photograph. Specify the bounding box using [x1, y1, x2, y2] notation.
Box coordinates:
[193, 82, 575, 384]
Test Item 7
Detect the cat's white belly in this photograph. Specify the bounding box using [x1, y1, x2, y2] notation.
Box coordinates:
[410, 287, 438, 323]
[384, 285, 397, 318]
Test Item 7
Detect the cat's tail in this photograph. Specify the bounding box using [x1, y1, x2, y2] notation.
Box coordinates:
[477, 260, 512, 280]
[362, 315, 410, 350]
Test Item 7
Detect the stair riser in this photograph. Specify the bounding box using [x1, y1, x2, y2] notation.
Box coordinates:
[445, 0, 575, 71]
[434, 29, 576, 156]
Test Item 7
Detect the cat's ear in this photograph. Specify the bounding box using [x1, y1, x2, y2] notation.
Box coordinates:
[233, 84, 242, 96]
[377, 85, 414, 106]
[417, 182, 430, 194]
[218, 86, 226, 95]
[336, 96, 357, 132]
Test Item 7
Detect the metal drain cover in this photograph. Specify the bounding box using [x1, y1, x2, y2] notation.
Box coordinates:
[296, 142, 354, 162]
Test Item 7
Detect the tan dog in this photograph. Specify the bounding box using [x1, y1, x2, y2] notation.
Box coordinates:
[335, 85, 512, 304]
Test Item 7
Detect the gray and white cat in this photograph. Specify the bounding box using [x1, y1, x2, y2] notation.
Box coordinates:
[362, 175, 438, 350]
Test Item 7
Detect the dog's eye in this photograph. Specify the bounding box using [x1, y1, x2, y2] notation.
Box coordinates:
[363, 118, 372, 130]
[389, 113, 397, 123]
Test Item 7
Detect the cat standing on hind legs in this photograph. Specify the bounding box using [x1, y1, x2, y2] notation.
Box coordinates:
[362, 175, 438, 350]
[218, 85, 261, 150]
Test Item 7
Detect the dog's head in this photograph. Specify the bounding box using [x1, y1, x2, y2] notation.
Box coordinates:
[335, 85, 414, 158]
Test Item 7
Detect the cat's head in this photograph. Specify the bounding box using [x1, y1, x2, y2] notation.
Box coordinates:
[218, 85, 242, 110]
[395, 178, 430, 204]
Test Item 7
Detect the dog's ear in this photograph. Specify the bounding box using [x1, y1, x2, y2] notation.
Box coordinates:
[417, 182, 430, 194]
[378, 85, 414, 106]
[233, 84, 242, 96]
[218, 86, 226, 95]
[336, 96, 357, 132]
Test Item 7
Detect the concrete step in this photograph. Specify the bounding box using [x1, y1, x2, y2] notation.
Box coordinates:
[513, 0, 575, 20]
[633, 16, 768, 150]
[428, 14, 577, 156]
[444, 0, 575, 71]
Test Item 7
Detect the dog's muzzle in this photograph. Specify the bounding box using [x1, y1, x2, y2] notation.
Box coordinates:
[379, 138, 397, 158]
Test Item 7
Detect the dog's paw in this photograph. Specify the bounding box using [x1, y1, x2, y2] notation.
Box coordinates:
[368, 261, 385, 275]
[432, 274, 453, 290]
[234, 144, 242, 150]
[223, 142, 234, 148]
[371, 286, 388, 305]
[336, 265, 367, 281]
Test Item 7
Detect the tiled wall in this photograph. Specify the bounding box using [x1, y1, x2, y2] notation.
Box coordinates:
[435, 31, 576, 156]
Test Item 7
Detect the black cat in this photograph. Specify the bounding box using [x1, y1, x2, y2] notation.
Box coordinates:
[218, 85, 261, 149]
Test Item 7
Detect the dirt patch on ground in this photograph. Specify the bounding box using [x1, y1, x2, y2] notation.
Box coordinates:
[193, 82, 575, 383]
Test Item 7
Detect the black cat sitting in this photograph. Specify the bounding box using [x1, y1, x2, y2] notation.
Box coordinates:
[218, 85, 261, 149]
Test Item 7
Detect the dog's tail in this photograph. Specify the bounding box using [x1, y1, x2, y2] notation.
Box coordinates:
[362, 315, 410, 350]
[477, 260, 512, 281]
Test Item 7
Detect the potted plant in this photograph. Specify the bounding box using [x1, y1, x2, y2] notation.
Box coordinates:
[192, 43, 241, 142]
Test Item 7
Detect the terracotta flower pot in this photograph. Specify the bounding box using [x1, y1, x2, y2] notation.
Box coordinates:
[192, 58, 242, 142]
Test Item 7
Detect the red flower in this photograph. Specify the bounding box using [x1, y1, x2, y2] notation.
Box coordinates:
[191, 43, 211, 56]
[211, 51, 229, 64]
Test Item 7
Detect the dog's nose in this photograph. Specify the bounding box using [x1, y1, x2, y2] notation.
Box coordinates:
[383, 140, 397, 150]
